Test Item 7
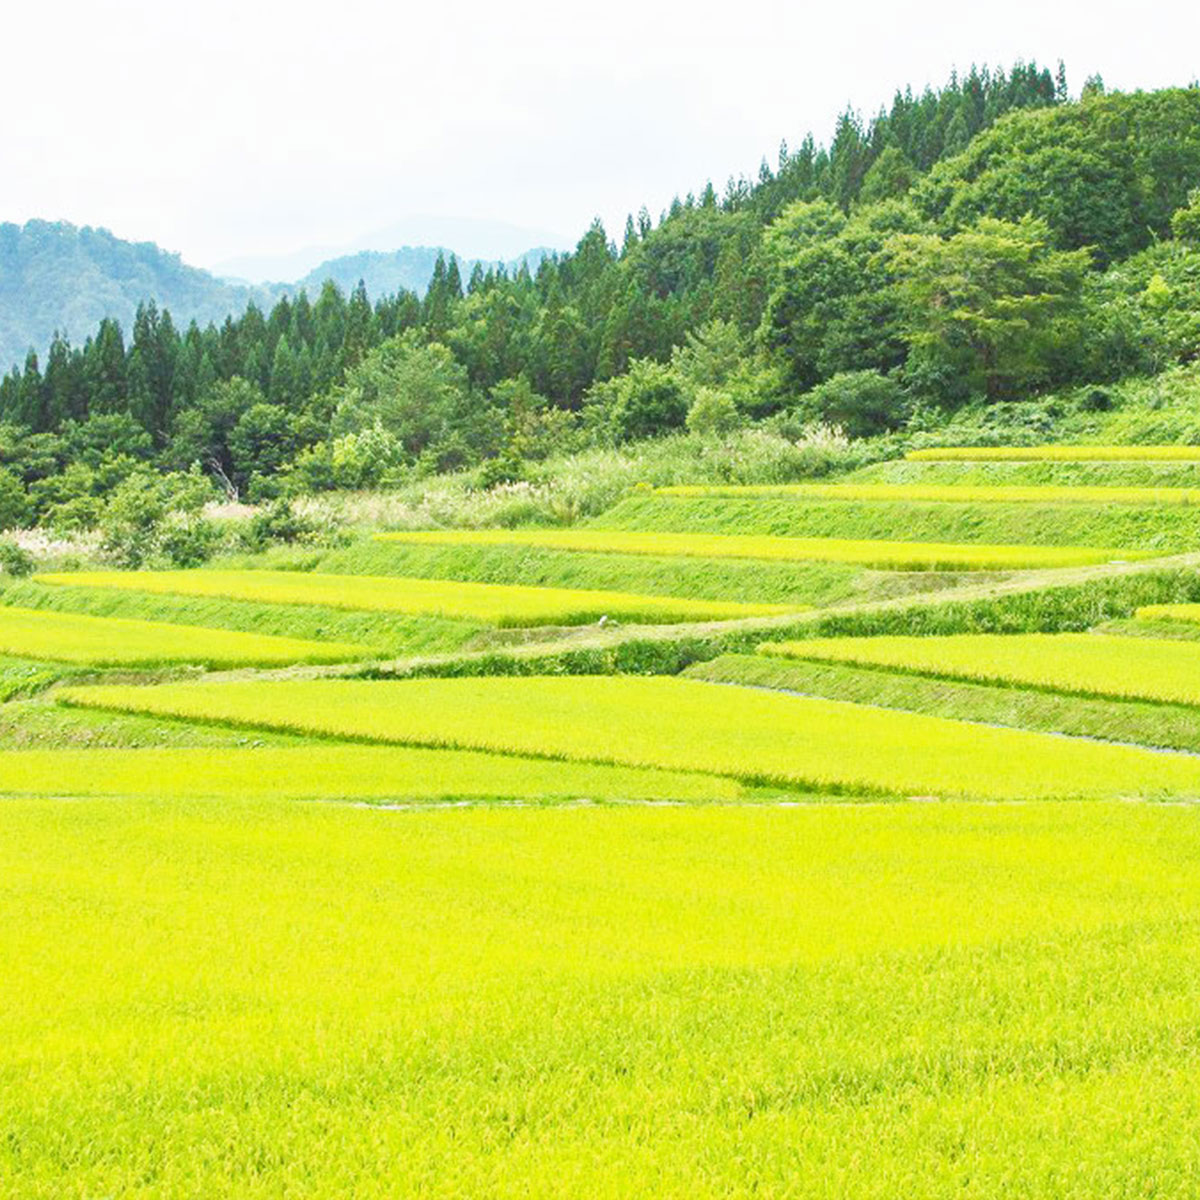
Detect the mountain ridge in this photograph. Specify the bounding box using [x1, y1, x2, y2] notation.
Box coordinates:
[0, 219, 552, 370]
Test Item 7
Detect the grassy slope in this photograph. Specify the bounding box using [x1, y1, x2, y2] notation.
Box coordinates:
[317, 539, 876, 607]
[689, 654, 1200, 754]
[599, 494, 1200, 552]
[0, 699, 307, 750]
[850, 459, 1200, 487]
[6, 798, 1200, 1196]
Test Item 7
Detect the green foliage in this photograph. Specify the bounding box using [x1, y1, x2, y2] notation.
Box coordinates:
[917, 88, 1200, 264]
[332, 333, 487, 463]
[0, 538, 34, 577]
[889, 216, 1091, 402]
[0, 467, 30, 530]
[586, 358, 688, 443]
[800, 371, 909, 438]
[685, 387, 742, 435]
[1173, 191, 1200, 245]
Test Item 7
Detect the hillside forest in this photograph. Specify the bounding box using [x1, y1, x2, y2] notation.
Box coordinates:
[3, 63, 1200, 564]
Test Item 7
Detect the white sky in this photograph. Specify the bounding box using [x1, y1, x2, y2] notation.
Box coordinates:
[3, 0, 1198, 271]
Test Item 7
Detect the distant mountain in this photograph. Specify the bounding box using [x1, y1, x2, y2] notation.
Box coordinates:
[291, 245, 554, 299]
[0, 220, 555, 371]
[0, 221, 276, 371]
[216, 215, 568, 284]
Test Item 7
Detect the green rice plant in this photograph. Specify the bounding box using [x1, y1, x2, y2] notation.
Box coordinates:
[908, 445, 1200, 462]
[0, 744, 746, 803]
[690, 654, 1200, 754]
[5, 576, 479, 659]
[375, 529, 1149, 571]
[60, 675, 1200, 800]
[35, 569, 799, 625]
[7, 797, 1200, 1195]
[655, 482, 1200, 504]
[1136, 603, 1200, 626]
[759, 632, 1200, 708]
[0, 604, 367, 668]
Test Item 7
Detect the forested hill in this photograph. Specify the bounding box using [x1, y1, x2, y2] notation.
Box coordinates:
[4, 64, 1200, 528]
[0, 222, 275, 374]
[0, 222, 550, 370]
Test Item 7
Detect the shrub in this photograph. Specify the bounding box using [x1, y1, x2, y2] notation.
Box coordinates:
[686, 388, 742, 436]
[246, 500, 320, 550]
[0, 539, 34, 578]
[802, 371, 909, 439]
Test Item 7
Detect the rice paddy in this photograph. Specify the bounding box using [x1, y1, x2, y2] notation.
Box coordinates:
[0, 603, 368, 667]
[34, 569, 797, 625]
[1137, 603, 1200, 625]
[375, 528, 1147, 570]
[6, 797, 1200, 1197]
[0, 744, 748, 803]
[59, 675, 1200, 800]
[758, 631, 1200, 707]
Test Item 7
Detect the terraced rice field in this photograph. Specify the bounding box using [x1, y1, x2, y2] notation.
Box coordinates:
[908, 445, 1200, 462]
[1137, 603, 1200, 625]
[35, 569, 796, 625]
[0, 604, 367, 667]
[13, 441, 1200, 1197]
[0, 745, 747, 803]
[60, 676, 1200, 800]
[7, 798, 1200, 1196]
[655, 482, 1200, 504]
[758, 632, 1200, 707]
[376, 528, 1147, 571]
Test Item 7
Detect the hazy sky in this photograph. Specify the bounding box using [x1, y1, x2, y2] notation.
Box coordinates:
[4, 0, 1197, 271]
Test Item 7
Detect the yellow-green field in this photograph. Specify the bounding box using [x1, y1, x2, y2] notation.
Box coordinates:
[1137, 603, 1200, 625]
[759, 632, 1200, 707]
[5, 797, 1200, 1197]
[375, 529, 1147, 571]
[0, 745, 745, 803]
[907, 445, 1200, 462]
[655, 482, 1200, 504]
[35, 569, 796, 625]
[0, 604, 367, 667]
[60, 676, 1200, 800]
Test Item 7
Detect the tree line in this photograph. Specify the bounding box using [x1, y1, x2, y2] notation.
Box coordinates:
[3, 66, 1200, 534]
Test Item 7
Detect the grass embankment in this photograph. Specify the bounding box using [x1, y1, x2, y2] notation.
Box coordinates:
[60, 676, 1200, 800]
[1, 578, 479, 659]
[377, 529, 1146, 571]
[0, 699, 307, 751]
[690, 655, 1200, 754]
[34, 569, 801, 627]
[758, 632, 1200, 707]
[318, 540, 879, 608]
[908, 445, 1200, 461]
[655, 482, 1200, 504]
[5, 799, 1200, 1195]
[0, 605, 367, 668]
[602, 494, 1200, 552]
[0, 657, 71, 702]
[0, 745, 749, 804]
